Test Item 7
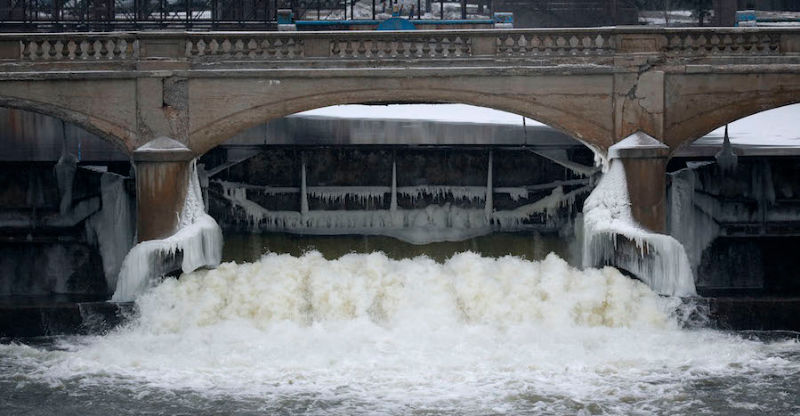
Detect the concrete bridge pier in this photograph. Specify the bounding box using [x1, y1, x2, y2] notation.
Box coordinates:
[132, 138, 195, 242]
[609, 133, 671, 233]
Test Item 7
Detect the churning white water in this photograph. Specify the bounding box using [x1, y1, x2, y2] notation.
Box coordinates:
[2, 252, 800, 415]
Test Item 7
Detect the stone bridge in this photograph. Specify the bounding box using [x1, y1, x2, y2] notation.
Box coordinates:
[1, 27, 799, 241]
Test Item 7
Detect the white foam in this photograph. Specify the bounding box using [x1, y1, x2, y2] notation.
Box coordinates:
[5, 251, 797, 414]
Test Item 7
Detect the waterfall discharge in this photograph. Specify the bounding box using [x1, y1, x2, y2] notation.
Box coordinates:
[3, 251, 799, 415]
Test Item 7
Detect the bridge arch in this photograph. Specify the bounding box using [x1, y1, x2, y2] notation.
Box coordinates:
[664, 72, 800, 153]
[188, 86, 613, 156]
[0, 96, 134, 156]
[670, 98, 800, 155]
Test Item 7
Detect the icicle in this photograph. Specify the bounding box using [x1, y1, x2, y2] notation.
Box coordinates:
[397, 186, 487, 203]
[715, 124, 738, 174]
[390, 159, 398, 212]
[300, 153, 309, 217]
[54, 137, 78, 215]
[307, 187, 388, 207]
[485, 150, 493, 222]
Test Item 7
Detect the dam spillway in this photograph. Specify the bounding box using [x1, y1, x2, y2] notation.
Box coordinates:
[2, 104, 800, 308]
[1, 103, 800, 414]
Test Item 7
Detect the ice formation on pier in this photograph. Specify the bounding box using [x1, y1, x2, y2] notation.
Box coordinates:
[112, 161, 223, 302]
[582, 160, 696, 296]
[54, 145, 78, 215]
[668, 166, 719, 274]
[86, 172, 136, 291]
[583, 145, 696, 296]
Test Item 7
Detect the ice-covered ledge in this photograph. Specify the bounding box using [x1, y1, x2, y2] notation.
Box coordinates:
[133, 136, 195, 163]
[608, 131, 671, 160]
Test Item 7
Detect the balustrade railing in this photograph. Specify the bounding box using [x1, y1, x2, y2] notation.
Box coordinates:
[663, 31, 782, 55]
[0, 28, 796, 63]
[17, 34, 137, 60]
[186, 35, 302, 58]
[496, 32, 615, 56]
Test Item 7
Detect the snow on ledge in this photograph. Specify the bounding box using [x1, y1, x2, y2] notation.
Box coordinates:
[112, 161, 223, 302]
[608, 131, 669, 160]
[135, 136, 190, 152]
[582, 159, 696, 297]
[293, 104, 544, 126]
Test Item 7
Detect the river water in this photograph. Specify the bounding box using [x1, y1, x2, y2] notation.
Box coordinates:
[2, 234, 799, 415]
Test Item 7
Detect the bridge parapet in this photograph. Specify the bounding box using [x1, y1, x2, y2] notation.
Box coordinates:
[1, 27, 799, 66]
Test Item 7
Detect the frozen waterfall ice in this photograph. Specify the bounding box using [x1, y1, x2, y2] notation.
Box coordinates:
[112, 161, 223, 302]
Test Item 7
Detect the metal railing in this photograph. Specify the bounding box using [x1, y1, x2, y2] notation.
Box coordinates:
[0, 0, 493, 31]
[0, 0, 285, 30]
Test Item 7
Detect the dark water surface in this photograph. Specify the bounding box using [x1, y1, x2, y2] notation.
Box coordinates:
[221, 231, 573, 263]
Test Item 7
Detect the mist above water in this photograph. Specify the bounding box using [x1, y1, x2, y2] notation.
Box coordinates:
[2, 251, 800, 415]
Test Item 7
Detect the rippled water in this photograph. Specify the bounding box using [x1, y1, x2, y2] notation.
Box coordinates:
[2, 250, 800, 415]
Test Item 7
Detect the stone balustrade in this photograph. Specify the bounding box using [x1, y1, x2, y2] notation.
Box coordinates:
[0, 27, 798, 64]
[16, 35, 138, 61]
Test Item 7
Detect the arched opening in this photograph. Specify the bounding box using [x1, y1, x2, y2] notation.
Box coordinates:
[0, 106, 136, 301]
[188, 87, 612, 157]
[666, 103, 800, 296]
[668, 93, 800, 153]
[0, 96, 136, 155]
[196, 103, 600, 266]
